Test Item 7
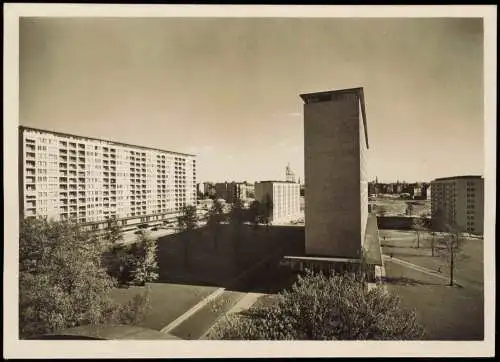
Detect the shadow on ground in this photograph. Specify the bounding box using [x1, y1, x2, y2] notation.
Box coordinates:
[382, 276, 444, 287]
[154, 224, 304, 293]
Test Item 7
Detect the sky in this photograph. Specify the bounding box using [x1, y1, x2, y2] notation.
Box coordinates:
[19, 17, 484, 184]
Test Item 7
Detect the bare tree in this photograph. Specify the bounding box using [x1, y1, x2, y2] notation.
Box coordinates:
[432, 208, 464, 286]
[405, 202, 414, 216]
[428, 231, 437, 257]
[412, 216, 427, 249]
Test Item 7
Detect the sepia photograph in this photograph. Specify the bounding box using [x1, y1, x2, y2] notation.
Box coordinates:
[3, 4, 496, 358]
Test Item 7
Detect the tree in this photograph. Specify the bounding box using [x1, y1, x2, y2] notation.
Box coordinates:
[229, 198, 246, 226]
[248, 200, 262, 229]
[177, 205, 198, 270]
[104, 215, 123, 246]
[405, 202, 414, 216]
[260, 194, 273, 228]
[229, 199, 246, 266]
[103, 216, 127, 283]
[19, 218, 150, 339]
[206, 199, 225, 249]
[429, 231, 437, 257]
[213, 269, 424, 340]
[412, 216, 427, 249]
[127, 230, 159, 286]
[432, 208, 465, 286]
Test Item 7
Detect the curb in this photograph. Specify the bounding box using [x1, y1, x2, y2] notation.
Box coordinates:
[159, 287, 225, 334]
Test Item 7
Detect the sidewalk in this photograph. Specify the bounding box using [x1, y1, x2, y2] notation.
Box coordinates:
[199, 292, 266, 340]
[382, 254, 481, 291]
[225, 292, 266, 315]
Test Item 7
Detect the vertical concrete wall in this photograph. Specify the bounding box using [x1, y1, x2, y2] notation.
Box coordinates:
[303, 91, 362, 258]
[359, 101, 369, 249]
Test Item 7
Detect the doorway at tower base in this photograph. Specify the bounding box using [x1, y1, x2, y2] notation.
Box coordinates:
[280, 255, 377, 283]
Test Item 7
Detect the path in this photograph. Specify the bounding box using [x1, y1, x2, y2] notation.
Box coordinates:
[383, 255, 481, 292]
[161, 248, 283, 339]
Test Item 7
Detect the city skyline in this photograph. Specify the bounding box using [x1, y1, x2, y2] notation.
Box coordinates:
[20, 17, 484, 184]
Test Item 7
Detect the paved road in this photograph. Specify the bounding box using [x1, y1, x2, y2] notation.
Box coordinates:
[169, 290, 246, 340]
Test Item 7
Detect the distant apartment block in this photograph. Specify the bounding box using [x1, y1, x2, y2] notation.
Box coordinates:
[431, 175, 484, 235]
[19, 126, 197, 231]
[215, 181, 252, 204]
[300, 87, 371, 260]
[254, 181, 300, 224]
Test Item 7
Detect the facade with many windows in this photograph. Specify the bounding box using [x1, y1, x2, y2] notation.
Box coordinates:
[431, 175, 484, 235]
[19, 126, 197, 231]
[254, 181, 300, 224]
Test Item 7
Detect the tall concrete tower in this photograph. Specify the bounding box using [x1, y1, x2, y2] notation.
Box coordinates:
[300, 87, 370, 259]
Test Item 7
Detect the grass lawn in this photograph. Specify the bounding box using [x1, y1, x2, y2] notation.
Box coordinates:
[110, 282, 218, 331]
[380, 229, 483, 290]
[373, 197, 430, 217]
[384, 261, 483, 340]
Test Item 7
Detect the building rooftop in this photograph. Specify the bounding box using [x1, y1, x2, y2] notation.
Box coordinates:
[299, 87, 369, 149]
[257, 180, 299, 184]
[19, 125, 196, 157]
[433, 175, 483, 182]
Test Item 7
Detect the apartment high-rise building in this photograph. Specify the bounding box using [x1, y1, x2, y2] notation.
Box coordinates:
[254, 181, 300, 224]
[19, 126, 197, 231]
[431, 175, 484, 235]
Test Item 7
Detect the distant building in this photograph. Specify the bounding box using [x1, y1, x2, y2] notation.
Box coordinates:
[426, 184, 432, 200]
[215, 181, 252, 204]
[285, 163, 296, 183]
[431, 175, 484, 235]
[204, 182, 216, 197]
[197, 182, 205, 195]
[254, 181, 300, 224]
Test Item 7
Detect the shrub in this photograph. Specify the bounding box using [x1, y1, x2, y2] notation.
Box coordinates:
[127, 231, 159, 286]
[107, 287, 152, 325]
[19, 218, 116, 338]
[19, 218, 152, 338]
[214, 269, 425, 340]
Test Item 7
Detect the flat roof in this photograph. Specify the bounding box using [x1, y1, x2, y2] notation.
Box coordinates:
[284, 255, 362, 264]
[433, 175, 483, 182]
[299, 87, 369, 149]
[19, 125, 196, 157]
[257, 180, 299, 184]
